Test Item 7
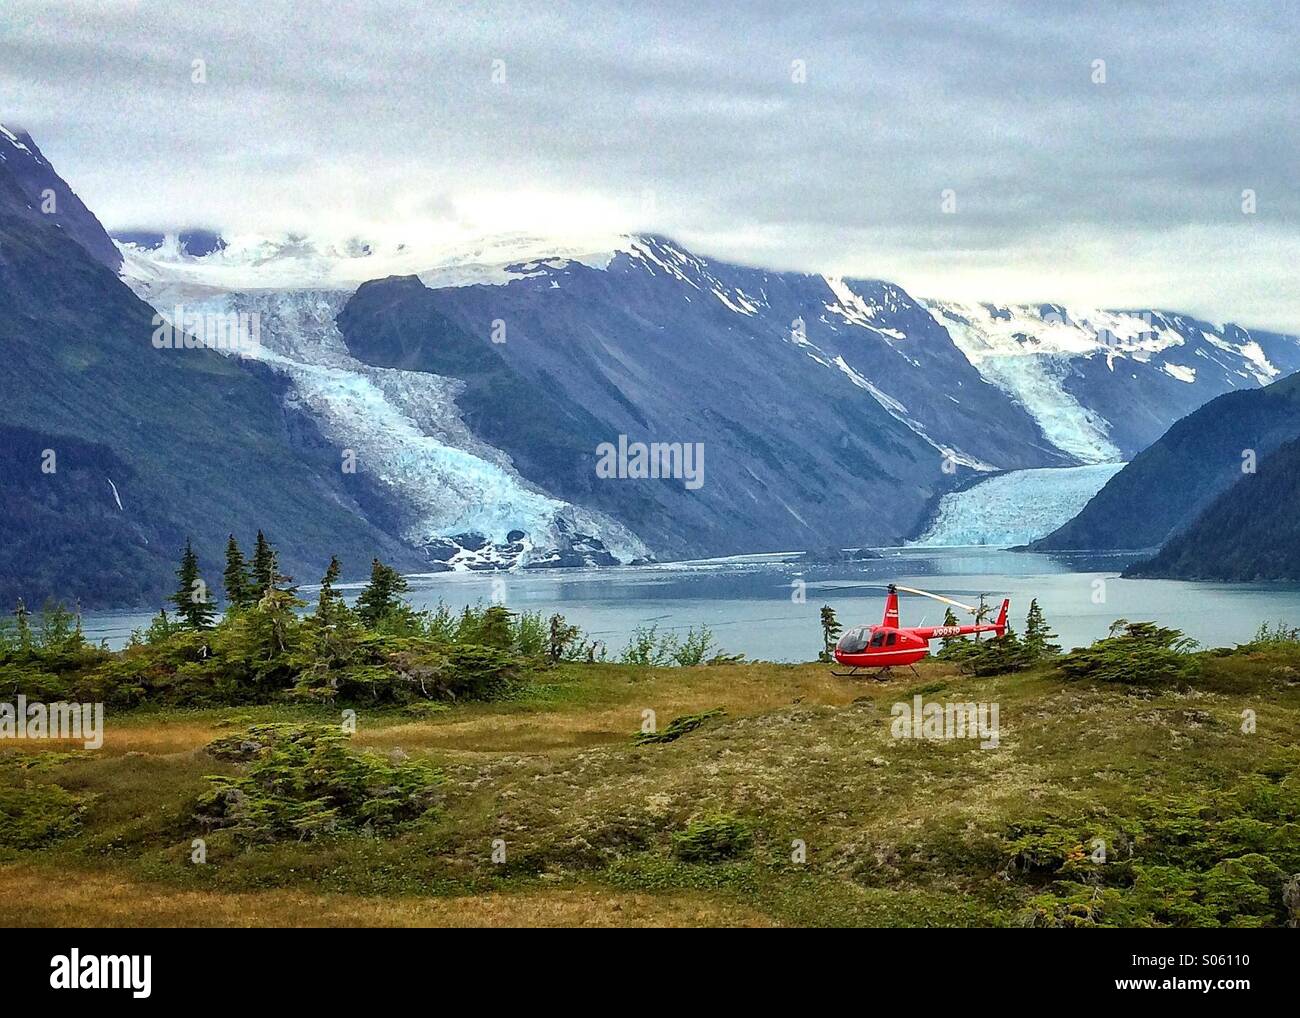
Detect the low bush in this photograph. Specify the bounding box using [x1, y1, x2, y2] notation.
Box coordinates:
[634, 707, 726, 745]
[1057, 620, 1199, 685]
[0, 781, 90, 850]
[1011, 775, 1300, 927]
[1245, 621, 1300, 649]
[195, 724, 442, 843]
[672, 814, 754, 862]
[619, 624, 719, 667]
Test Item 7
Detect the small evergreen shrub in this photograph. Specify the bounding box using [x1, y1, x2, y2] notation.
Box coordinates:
[195, 724, 442, 843]
[672, 814, 754, 862]
[0, 781, 89, 850]
[1057, 620, 1199, 685]
[634, 707, 726, 745]
[1010, 776, 1300, 927]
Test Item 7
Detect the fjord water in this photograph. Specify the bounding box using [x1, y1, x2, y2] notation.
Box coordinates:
[81, 548, 1300, 660]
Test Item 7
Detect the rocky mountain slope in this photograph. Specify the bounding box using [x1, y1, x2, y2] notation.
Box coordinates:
[0, 125, 121, 272]
[926, 300, 1300, 461]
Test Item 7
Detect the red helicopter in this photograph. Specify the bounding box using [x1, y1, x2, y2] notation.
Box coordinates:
[831, 583, 1009, 677]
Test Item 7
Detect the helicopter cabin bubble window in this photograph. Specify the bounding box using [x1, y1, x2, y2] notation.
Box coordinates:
[838, 627, 870, 653]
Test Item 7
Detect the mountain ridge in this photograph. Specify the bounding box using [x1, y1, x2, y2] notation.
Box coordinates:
[7, 119, 1300, 607]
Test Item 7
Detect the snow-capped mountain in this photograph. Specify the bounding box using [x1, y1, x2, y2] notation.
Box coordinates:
[0, 127, 421, 610]
[10, 117, 1299, 606]
[113, 225, 1300, 568]
[118, 228, 626, 296]
[121, 230, 1075, 564]
[925, 300, 1300, 460]
[0, 124, 121, 271]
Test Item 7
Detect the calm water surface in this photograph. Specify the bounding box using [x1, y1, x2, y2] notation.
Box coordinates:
[80, 548, 1300, 660]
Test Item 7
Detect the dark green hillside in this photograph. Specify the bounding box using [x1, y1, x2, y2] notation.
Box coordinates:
[1125, 436, 1300, 580]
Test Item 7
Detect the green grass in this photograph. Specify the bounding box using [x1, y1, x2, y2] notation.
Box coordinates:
[2, 651, 1298, 927]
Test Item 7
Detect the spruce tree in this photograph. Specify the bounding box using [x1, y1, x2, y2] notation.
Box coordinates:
[171, 540, 217, 629]
[356, 558, 409, 628]
[548, 613, 581, 662]
[223, 534, 254, 609]
[480, 604, 514, 649]
[965, 622, 1025, 675]
[244, 587, 305, 677]
[251, 530, 277, 597]
[314, 555, 346, 628]
[14, 599, 33, 653]
[973, 593, 991, 641]
[819, 605, 842, 661]
[1022, 598, 1061, 663]
[305, 555, 359, 668]
[935, 606, 964, 660]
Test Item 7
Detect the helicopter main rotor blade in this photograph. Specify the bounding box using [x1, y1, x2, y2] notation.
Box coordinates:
[891, 584, 979, 614]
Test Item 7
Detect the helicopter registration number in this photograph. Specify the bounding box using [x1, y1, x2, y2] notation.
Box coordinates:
[932, 626, 964, 637]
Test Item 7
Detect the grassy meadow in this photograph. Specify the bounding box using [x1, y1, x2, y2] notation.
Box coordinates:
[3, 646, 1299, 927]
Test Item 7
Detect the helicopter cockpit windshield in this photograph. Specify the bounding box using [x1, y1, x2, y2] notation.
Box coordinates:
[836, 627, 872, 654]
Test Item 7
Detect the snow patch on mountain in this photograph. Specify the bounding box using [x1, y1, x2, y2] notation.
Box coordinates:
[116, 229, 1300, 553]
[910, 463, 1126, 547]
[622, 235, 766, 314]
[831, 355, 995, 470]
[920, 300, 1299, 463]
[117, 229, 628, 298]
[0, 124, 42, 164]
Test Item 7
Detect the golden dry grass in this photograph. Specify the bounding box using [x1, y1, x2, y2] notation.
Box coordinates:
[0, 863, 772, 927]
[5, 660, 899, 760]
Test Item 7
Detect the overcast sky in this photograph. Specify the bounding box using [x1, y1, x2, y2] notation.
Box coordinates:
[3, 1, 1298, 329]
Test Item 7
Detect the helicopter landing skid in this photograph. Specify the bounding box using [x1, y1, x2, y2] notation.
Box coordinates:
[829, 665, 919, 681]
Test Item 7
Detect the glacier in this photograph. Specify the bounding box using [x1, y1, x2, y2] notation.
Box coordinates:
[139, 287, 650, 570]
[909, 463, 1126, 548]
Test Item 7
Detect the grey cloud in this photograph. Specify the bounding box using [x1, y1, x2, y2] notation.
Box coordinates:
[1, 0, 1296, 328]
